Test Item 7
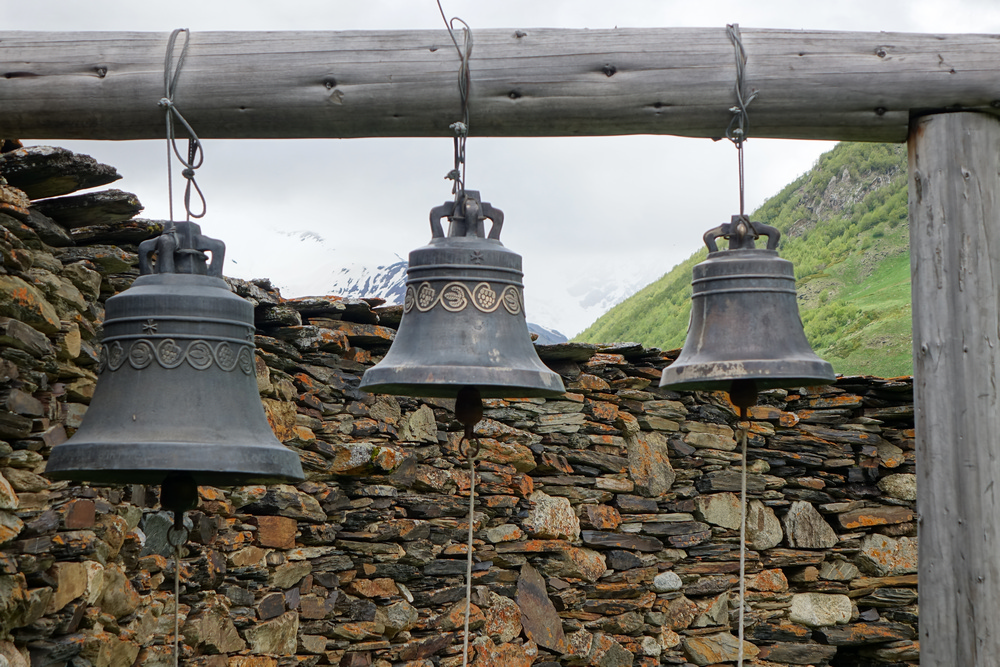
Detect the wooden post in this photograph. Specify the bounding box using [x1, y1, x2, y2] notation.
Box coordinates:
[910, 112, 1000, 665]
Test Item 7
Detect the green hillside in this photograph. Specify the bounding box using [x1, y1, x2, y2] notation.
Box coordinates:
[576, 142, 913, 378]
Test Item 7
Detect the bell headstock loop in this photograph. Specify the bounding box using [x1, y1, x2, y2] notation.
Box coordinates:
[702, 214, 781, 253]
[138, 220, 226, 278]
[428, 190, 504, 241]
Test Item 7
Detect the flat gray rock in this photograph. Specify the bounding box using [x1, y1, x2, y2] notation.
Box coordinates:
[70, 218, 166, 245]
[24, 210, 74, 247]
[32, 189, 142, 229]
[534, 341, 598, 363]
[516, 562, 567, 653]
[0, 146, 121, 200]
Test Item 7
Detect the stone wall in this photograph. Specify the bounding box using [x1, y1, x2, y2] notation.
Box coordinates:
[0, 144, 918, 667]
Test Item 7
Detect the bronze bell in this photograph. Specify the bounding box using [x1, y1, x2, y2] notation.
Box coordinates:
[360, 191, 565, 399]
[660, 215, 835, 394]
[46, 221, 304, 487]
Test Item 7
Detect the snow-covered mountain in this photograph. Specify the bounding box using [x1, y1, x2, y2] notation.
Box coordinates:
[527, 323, 568, 345]
[329, 261, 408, 305]
[536, 266, 665, 336]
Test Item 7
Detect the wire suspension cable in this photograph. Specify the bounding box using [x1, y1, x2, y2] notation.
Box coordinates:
[725, 24, 758, 666]
[160, 28, 207, 222]
[174, 542, 181, 666]
[462, 437, 478, 667]
[167, 523, 188, 667]
[725, 23, 758, 219]
[437, 0, 473, 199]
[452, 385, 484, 667]
[160, 30, 202, 666]
[436, 6, 478, 660]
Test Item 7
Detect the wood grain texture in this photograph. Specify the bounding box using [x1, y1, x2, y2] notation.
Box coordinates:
[2, 28, 1000, 141]
[909, 112, 1000, 666]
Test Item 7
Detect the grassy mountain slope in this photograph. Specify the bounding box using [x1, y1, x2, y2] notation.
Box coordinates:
[576, 142, 913, 378]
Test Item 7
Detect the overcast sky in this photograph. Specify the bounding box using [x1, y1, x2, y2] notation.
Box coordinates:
[8, 1, 1000, 335]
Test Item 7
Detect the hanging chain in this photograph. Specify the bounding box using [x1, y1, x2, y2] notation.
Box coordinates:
[437, 1, 473, 199]
[725, 24, 758, 218]
[160, 28, 207, 221]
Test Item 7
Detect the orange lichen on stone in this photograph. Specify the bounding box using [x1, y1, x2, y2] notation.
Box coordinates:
[747, 568, 789, 592]
[807, 394, 864, 409]
[0, 182, 30, 219]
[292, 373, 322, 392]
[228, 657, 279, 667]
[437, 602, 484, 631]
[571, 374, 611, 392]
[778, 411, 801, 427]
[346, 578, 399, 599]
[586, 399, 620, 422]
[262, 399, 297, 441]
[341, 347, 372, 364]
[839, 507, 915, 530]
[494, 539, 571, 553]
[748, 405, 782, 420]
[471, 638, 532, 667]
[850, 574, 918, 589]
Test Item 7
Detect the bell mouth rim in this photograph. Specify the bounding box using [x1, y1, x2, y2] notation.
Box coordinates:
[44, 470, 303, 486]
[660, 359, 835, 392]
[360, 383, 566, 399]
[45, 440, 305, 487]
[360, 364, 566, 399]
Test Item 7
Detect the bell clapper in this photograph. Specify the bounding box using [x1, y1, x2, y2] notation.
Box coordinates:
[160, 473, 197, 667]
[728, 378, 758, 422]
[455, 385, 484, 456]
[160, 472, 199, 526]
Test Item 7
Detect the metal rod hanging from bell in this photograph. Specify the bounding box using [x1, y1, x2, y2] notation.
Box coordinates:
[46, 220, 305, 489]
[360, 190, 565, 400]
[659, 214, 835, 401]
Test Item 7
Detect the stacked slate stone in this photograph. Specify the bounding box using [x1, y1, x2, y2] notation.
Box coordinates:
[0, 145, 919, 667]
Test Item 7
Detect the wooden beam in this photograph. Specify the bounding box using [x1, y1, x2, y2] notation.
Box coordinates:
[2, 28, 1000, 142]
[910, 111, 1000, 666]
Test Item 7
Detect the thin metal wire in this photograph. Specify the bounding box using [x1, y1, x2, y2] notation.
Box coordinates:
[160, 28, 207, 221]
[167, 523, 189, 667]
[160, 31, 201, 658]
[736, 143, 747, 218]
[173, 541, 181, 667]
[725, 23, 757, 145]
[460, 434, 479, 667]
[436, 0, 473, 198]
[738, 420, 748, 667]
[724, 30, 757, 658]
[725, 23, 758, 218]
